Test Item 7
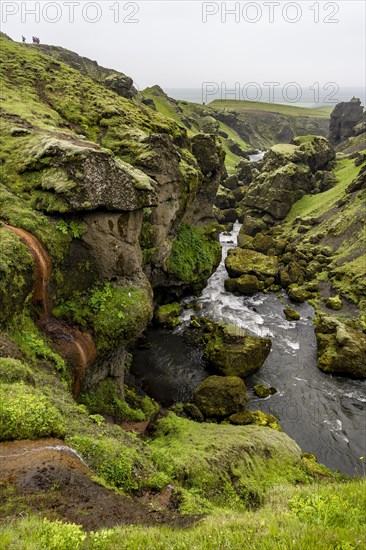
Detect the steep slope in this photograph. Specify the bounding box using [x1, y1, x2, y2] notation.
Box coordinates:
[0, 32, 224, 401]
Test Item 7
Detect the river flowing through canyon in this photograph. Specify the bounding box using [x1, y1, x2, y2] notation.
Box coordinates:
[132, 221, 366, 477]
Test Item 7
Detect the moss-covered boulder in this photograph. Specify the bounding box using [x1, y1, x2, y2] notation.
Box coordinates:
[183, 402, 205, 422]
[0, 383, 66, 441]
[225, 248, 278, 280]
[10, 133, 158, 213]
[204, 323, 271, 377]
[236, 158, 256, 184]
[252, 233, 276, 254]
[253, 384, 276, 398]
[193, 376, 247, 418]
[238, 137, 335, 225]
[222, 174, 239, 191]
[315, 316, 366, 379]
[279, 262, 305, 288]
[287, 284, 311, 303]
[155, 303, 181, 329]
[283, 307, 301, 321]
[214, 185, 236, 210]
[292, 135, 335, 172]
[225, 274, 264, 295]
[325, 295, 343, 311]
[238, 212, 268, 237]
[149, 413, 304, 509]
[228, 409, 254, 425]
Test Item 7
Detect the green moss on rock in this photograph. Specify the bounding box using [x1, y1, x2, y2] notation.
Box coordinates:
[325, 295, 343, 311]
[79, 378, 157, 422]
[0, 357, 35, 385]
[253, 384, 272, 398]
[228, 409, 254, 425]
[167, 224, 221, 288]
[67, 435, 154, 493]
[225, 248, 278, 280]
[0, 225, 34, 326]
[0, 382, 65, 441]
[287, 284, 311, 303]
[284, 307, 301, 321]
[251, 410, 281, 431]
[204, 322, 272, 377]
[53, 283, 152, 353]
[315, 315, 366, 379]
[227, 274, 265, 295]
[193, 375, 248, 418]
[155, 303, 181, 329]
[148, 413, 312, 509]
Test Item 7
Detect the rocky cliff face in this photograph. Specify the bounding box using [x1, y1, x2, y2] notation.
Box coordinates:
[0, 33, 225, 394]
[329, 97, 364, 145]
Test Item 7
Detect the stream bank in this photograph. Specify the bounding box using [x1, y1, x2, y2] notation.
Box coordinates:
[132, 223, 366, 476]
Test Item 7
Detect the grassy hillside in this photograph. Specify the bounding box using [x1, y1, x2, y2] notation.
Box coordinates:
[285, 153, 366, 310]
[210, 99, 333, 118]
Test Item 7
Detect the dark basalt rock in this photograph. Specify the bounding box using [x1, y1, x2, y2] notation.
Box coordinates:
[329, 98, 364, 145]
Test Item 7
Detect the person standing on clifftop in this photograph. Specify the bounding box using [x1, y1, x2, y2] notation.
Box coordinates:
[22, 36, 26, 43]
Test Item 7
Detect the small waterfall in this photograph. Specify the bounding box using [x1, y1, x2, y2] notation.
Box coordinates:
[5, 224, 96, 397]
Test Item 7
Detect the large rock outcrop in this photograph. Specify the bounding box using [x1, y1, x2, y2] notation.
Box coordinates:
[315, 316, 366, 379]
[238, 136, 335, 228]
[19, 133, 158, 213]
[329, 98, 364, 145]
[183, 134, 226, 225]
[0, 33, 226, 401]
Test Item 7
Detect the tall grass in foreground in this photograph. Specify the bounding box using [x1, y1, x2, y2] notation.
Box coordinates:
[1, 479, 365, 550]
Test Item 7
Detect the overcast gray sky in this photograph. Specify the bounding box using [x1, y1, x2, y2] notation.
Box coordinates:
[2, 1, 365, 90]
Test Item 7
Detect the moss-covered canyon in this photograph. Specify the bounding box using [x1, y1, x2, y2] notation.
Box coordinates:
[0, 32, 365, 549]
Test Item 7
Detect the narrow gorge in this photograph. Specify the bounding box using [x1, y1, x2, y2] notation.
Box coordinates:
[0, 32, 365, 549]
